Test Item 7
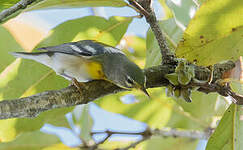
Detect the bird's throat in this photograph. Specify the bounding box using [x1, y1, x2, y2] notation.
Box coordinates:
[85, 61, 106, 79]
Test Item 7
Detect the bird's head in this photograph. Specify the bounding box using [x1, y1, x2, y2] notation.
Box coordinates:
[119, 61, 149, 97]
[100, 53, 149, 97]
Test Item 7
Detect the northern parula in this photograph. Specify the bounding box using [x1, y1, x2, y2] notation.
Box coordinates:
[11, 40, 149, 96]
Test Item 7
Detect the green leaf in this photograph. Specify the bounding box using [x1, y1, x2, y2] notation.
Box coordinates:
[0, 131, 77, 150]
[0, 25, 22, 72]
[159, 19, 184, 49]
[166, 107, 205, 130]
[0, 15, 132, 142]
[97, 88, 211, 130]
[0, 105, 71, 142]
[206, 104, 243, 150]
[177, 70, 191, 85]
[230, 81, 243, 95]
[168, 91, 225, 130]
[165, 73, 179, 86]
[180, 88, 192, 102]
[145, 28, 161, 68]
[139, 136, 198, 150]
[96, 88, 173, 129]
[176, 0, 243, 66]
[37, 16, 133, 47]
[173, 88, 180, 98]
[72, 104, 94, 143]
[123, 35, 146, 58]
[145, 19, 183, 68]
[26, 0, 127, 11]
[158, 0, 173, 19]
[42, 143, 78, 150]
[174, 60, 194, 85]
[166, 0, 198, 27]
[178, 92, 221, 125]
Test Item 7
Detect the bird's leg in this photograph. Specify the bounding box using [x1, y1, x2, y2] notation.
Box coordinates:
[70, 78, 85, 94]
[60, 72, 85, 94]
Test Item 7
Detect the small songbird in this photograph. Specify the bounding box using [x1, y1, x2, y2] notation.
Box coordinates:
[11, 40, 149, 96]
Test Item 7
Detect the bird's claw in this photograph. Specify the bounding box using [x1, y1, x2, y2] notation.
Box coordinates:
[70, 78, 85, 94]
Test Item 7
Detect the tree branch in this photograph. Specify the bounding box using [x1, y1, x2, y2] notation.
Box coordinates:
[0, 65, 170, 120]
[87, 128, 210, 149]
[0, 0, 40, 23]
[0, 62, 238, 120]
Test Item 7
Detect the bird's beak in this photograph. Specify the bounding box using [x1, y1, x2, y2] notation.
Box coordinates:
[140, 87, 150, 98]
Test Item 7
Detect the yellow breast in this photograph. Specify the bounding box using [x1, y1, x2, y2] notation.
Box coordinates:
[85, 61, 106, 79]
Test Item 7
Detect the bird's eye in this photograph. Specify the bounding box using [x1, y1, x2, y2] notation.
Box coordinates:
[125, 76, 134, 87]
[127, 78, 133, 85]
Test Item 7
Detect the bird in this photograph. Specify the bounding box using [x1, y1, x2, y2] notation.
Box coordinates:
[11, 40, 149, 96]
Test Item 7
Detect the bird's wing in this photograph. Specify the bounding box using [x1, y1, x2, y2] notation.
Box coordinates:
[37, 40, 124, 57]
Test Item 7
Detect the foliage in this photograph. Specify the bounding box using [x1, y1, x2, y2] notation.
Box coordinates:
[0, 0, 242, 149]
[176, 0, 243, 66]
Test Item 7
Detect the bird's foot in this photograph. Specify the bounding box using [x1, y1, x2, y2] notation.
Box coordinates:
[70, 78, 85, 94]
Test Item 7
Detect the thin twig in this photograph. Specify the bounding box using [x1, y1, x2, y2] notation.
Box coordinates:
[128, 0, 149, 16]
[89, 128, 210, 149]
[151, 128, 210, 139]
[0, 0, 40, 22]
[128, 0, 176, 65]
[92, 128, 210, 140]
[91, 130, 143, 135]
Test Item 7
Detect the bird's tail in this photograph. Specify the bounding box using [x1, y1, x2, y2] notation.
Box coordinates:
[10, 52, 52, 68]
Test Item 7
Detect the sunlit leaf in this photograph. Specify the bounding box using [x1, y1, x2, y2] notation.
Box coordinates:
[230, 81, 243, 95]
[96, 88, 211, 130]
[43, 143, 78, 150]
[0, 131, 77, 150]
[0, 106, 71, 142]
[167, 91, 227, 130]
[145, 28, 161, 68]
[72, 104, 94, 143]
[98, 141, 132, 149]
[97, 88, 211, 130]
[122, 35, 146, 67]
[158, 0, 173, 19]
[176, 0, 243, 66]
[159, 19, 183, 49]
[96, 88, 173, 129]
[166, 0, 198, 28]
[165, 73, 179, 86]
[26, 0, 127, 11]
[0, 25, 22, 72]
[145, 19, 183, 68]
[206, 104, 243, 150]
[37, 16, 133, 47]
[176, 92, 223, 125]
[197, 0, 206, 6]
[123, 35, 146, 58]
